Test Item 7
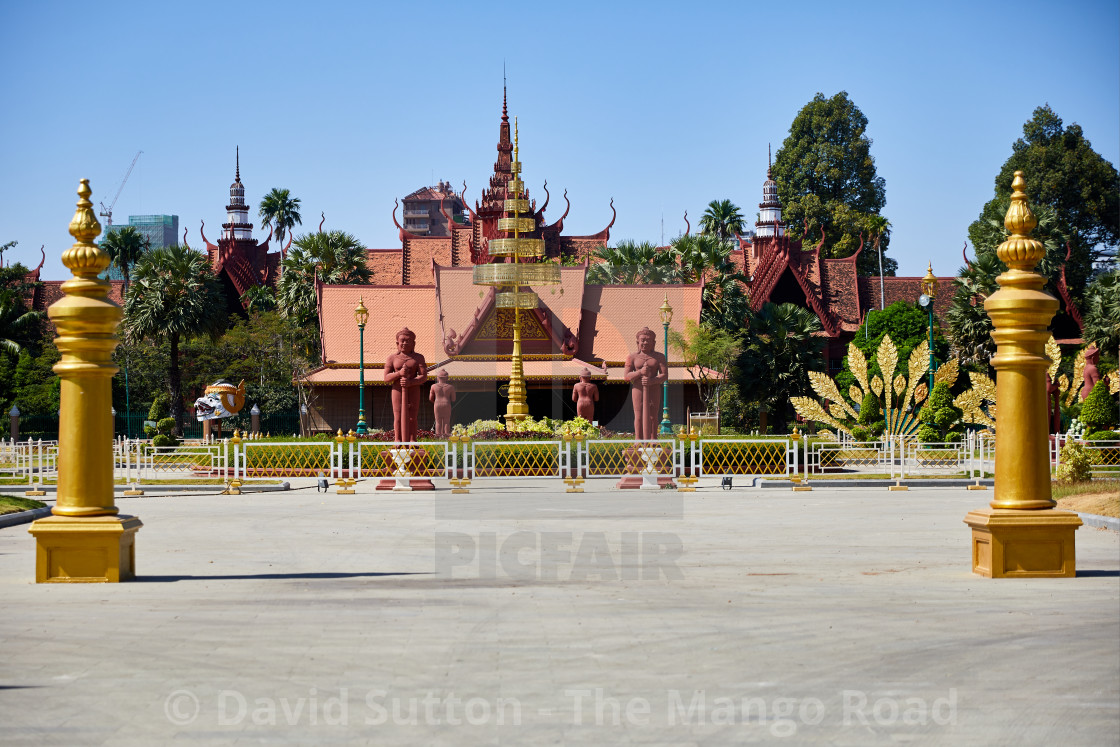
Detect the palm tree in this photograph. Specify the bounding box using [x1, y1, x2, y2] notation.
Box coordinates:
[671, 233, 749, 330]
[945, 252, 1001, 369]
[864, 215, 891, 308]
[258, 188, 303, 249]
[698, 199, 746, 243]
[1082, 269, 1120, 357]
[101, 226, 150, 295]
[735, 302, 825, 432]
[586, 240, 678, 285]
[240, 284, 277, 314]
[278, 231, 371, 325]
[0, 290, 40, 355]
[123, 246, 225, 433]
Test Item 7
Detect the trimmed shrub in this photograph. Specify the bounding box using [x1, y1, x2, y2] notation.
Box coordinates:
[917, 424, 939, 444]
[851, 426, 869, 442]
[868, 421, 886, 437]
[1080, 381, 1116, 432]
[945, 430, 964, 443]
[156, 417, 176, 436]
[152, 434, 177, 448]
[1085, 430, 1120, 441]
[148, 395, 170, 422]
[919, 382, 962, 441]
[858, 392, 881, 426]
[1055, 441, 1092, 483]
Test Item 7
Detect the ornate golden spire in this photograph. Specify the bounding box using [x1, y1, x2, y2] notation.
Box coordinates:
[996, 171, 1045, 270]
[62, 179, 109, 279]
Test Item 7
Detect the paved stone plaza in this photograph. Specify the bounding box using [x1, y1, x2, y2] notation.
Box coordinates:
[1, 481, 1117, 745]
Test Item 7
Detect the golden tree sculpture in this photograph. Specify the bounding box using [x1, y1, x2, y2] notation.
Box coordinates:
[791, 334, 958, 438]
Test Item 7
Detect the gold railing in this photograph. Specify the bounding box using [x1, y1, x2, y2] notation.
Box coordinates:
[472, 263, 561, 286]
[488, 237, 545, 258]
[699, 439, 788, 476]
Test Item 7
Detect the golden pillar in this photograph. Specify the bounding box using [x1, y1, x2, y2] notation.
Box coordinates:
[28, 180, 142, 583]
[964, 172, 1080, 577]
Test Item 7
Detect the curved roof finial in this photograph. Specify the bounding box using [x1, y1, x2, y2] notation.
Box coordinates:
[36, 245, 45, 272]
[962, 242, 971, 270]
[391, 198, 402, 230]
[319, 212, 325, 233]
[552, 189, 571, 232]
[683, 210, 690, 237]
[182, 226, 188, 247]
[537, 179, 550, 217]
[199, 219, 209, 245]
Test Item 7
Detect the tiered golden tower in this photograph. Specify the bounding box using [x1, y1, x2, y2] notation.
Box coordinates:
[472, 119, 561, 426]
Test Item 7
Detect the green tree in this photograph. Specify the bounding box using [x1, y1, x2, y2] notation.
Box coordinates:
[123, 246, 225, 433]
[100, 226, 150, 294]
[1081, 270, 1120, 361]
[278, 231, 371, 326]
[735, 302, 825, 432]
[12, 344, 61, 415]
[668, 319, 741, 414]
[0, 290, 40, 356]
[698, 199, 746, 243]
[970, 105, 1119, 298]
[586, 240, 678, 285]
[772, 91, 895, 276]
[839, 301, 949, 397]
[258, 188, 303, 250]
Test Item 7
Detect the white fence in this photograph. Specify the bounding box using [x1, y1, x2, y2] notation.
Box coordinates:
[7, 430, 1113, 490]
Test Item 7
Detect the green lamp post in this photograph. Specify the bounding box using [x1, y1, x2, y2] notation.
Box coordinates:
[355, 298, 369, 435]
[658, 295, 673, 436]
[918, 263, 938, 392]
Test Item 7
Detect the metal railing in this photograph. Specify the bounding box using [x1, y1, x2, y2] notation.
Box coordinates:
[694, 437, 796, 478]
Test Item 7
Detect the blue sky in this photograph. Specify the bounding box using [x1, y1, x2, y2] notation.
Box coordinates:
[2, 0, 1117, 282]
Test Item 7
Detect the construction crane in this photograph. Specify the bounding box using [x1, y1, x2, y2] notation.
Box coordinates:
[98, 150, 143, 229]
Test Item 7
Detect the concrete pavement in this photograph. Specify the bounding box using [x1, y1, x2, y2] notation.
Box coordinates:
[1, 480, 1117, 745]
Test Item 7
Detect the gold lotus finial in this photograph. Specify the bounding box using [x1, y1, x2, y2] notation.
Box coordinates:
[997, 171, 1044, 270]
[62, 179, 109, 278]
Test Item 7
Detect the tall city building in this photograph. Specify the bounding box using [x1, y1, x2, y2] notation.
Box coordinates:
[102, 214, 179, 280]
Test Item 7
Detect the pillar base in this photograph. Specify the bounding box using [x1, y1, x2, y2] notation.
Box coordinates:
[615, 475, 676, 490]
[376, 479, 435, 491]
[28, 514, 142, 583]
[963, 508, 1081, 578]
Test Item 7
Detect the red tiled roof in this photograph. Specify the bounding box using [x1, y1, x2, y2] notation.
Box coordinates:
[577, 283, 703, 363]
[318, 284, 441, 365]
[365, 248, 403, 285]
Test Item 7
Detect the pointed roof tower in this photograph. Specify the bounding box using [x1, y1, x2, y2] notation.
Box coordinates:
[755, 144, 784, 238]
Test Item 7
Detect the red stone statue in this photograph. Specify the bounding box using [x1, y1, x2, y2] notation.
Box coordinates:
[1046, 374, 1062, 434]
[571, 368, 599, 422]
[1081, 344, 1101, 400]
[429, 368, 456, 438]
[623, 327, 668, 440]
[383, 328, 427, 443]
